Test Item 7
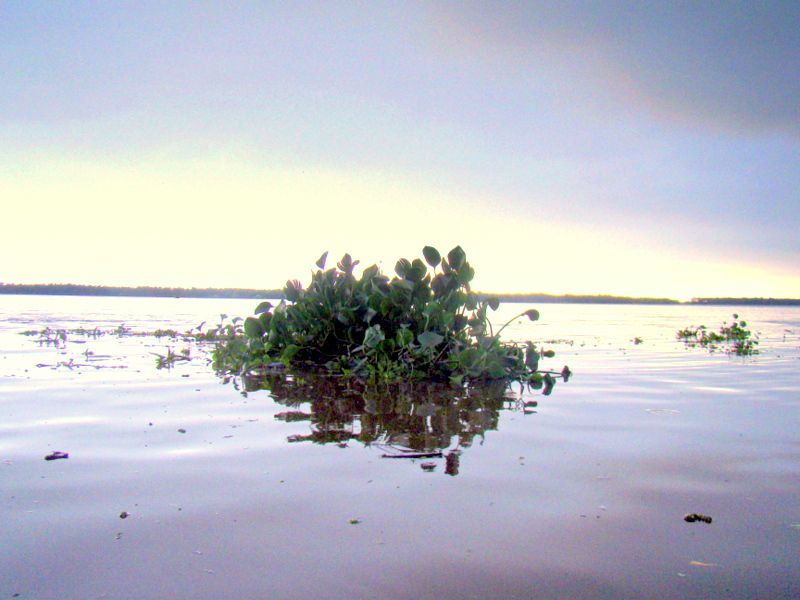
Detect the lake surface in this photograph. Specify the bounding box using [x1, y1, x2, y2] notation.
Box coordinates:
[1, 296, 798, 599]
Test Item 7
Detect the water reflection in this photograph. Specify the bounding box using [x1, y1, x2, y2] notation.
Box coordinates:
[221, 372, 539, 475]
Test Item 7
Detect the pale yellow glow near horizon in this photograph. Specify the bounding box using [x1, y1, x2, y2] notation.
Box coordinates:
[3, 157, 799, 300]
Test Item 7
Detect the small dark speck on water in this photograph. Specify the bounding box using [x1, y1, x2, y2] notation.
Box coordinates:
[44, 451, 68, 461]
[178, 428, 186, 434]
[684, 513, 713, 524]
[119, 511, 129, 519]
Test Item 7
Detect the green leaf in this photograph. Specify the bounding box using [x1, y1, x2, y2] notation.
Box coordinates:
[284, 280, 303, 302]
[281, 344, 300, 362]
[395, 258, 411, 278]
[337, 253, 359, 273]
[363, 325, 385, 349]
[486, 297, 500, 311]
[417, 331, 444, 350]
[392, 279, 415, 292]
[456, 263, 475, 284]
[458, 347, 479, 368]
[447, 246, 466, 271]
[396, 328, 414, 347]
[407, 259, 427, 282]
[542, 373, 555, 396]
[254, 301, 273, 315]
[316, 251, 329, 269]
[243, 316, 264, 338]
[524, 309, 540, 321]
[422, 246, 441, 268]
[452, 314, 468, 332]
[525, 344, 539, 370]
[361, 264, 379, 280]
[258, 312, 272, 330]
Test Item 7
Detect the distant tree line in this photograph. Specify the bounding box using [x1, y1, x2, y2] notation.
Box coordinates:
[0, 283, 283, 299]
[2, 284, 797, 305]
[689, 297, 800, 306]
[480, 293, 680, 305]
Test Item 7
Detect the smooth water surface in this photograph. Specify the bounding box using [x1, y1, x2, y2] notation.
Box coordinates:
[1, 296, 799, 599]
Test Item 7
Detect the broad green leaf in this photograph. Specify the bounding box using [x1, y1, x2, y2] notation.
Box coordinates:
[524, 309, 540, 321]
[363, 325, 385, 349]
[281, 344, 300, 362]
[457, 263, 474, 284]
[525, 344, 539, 370]
[361, 264, 379, 280]
[258, 312, 272, 330]
[243, 316, 264, 338]
[447, 246, 466, 271]
[417, 331, 444, 349]
[542, 374, 555, 396]
[395, 258, 411, 278]
[284, 280, 303, 302]
[422, 246, 441, 268]
[407, 259, 427, 282]
[392, 279, 415, 292]
[487, 297, 500, 311]
[316, 251, 329, 269]
[337, 253, 359, 273]
[396, 328, 414, 347]
[254, 301, 273, 315]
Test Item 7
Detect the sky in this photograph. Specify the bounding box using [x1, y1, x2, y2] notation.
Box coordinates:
[1, 1, 798, 300]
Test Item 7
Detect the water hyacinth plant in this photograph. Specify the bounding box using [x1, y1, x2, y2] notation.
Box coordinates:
[216, 246, 569, 392]
[677, 314, 759, 356]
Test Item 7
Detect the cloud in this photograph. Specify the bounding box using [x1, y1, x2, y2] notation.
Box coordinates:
[428, 1, 800, 137]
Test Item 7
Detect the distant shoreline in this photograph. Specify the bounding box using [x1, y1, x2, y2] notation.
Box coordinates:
[2, 284, 799, 306]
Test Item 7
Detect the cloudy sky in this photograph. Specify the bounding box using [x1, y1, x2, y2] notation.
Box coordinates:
[2, 1, 798, 299]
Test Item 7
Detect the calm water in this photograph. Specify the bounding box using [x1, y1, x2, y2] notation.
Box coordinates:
[1, 295, 798, 599]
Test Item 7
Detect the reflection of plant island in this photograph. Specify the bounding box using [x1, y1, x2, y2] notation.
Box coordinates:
[229, 371, 540, 475]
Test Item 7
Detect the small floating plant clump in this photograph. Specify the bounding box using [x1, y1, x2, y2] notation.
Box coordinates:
[216, 246, 569, 392]
[677, 314, 759, 356]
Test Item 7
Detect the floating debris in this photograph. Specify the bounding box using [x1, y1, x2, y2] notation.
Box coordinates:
[119, 511, 129, 519]
[44, 451, 69, 461]
[381, 451, 443, 459]
[349, 518, 361, 525]
[689, 560, 717, 567]
[420, 462, 436, 472]
[684, 513, 713, 524]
